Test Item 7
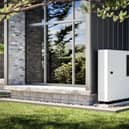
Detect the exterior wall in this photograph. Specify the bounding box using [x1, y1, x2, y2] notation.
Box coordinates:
[4, 86, 97, 105]
[8, 12, 25, 84]
[6, 6, 129, 104]
[90, 12, 129, 94]
[5, 11, 96, 105]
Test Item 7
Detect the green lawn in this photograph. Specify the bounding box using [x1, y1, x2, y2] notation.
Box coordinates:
[0, 102, 129, 129]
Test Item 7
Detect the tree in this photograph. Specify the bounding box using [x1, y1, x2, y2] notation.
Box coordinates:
[0, 0, 129, 22]
[97, 0, 129, 22]
[0, 0, 74, 21]
[47, 1, 73, 83]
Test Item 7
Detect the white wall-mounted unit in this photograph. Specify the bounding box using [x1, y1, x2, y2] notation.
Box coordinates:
[98, 50, 129, 102]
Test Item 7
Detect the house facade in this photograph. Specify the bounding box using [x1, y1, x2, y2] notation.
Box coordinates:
[3, 0, 129, 105]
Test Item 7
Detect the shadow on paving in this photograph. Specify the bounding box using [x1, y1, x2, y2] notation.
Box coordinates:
[0, 114, 129, 129]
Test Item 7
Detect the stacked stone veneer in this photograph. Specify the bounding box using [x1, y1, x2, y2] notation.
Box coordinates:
[8, 13, 25, 84]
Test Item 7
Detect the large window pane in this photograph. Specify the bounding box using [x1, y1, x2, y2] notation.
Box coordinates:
[26, 8, 44, 84]
[47, 1, 72, 23]
[75, 21, 86, 84]
[47, 23, 72, 84]
[75, 0, 87, 20]
[25, 0, 87, 86]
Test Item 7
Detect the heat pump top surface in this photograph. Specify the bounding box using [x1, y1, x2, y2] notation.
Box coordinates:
[98, 50, 129, 102]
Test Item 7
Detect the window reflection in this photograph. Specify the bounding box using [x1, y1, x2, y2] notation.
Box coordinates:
[47, 24, 72, 84]
[75, 21, 86, 84]
[26, 0, 87, 86]
[47, 1, 72, 22]
[75, 0, 87, 20]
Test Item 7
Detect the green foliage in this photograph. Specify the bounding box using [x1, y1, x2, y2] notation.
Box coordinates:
[0, 43, 4, 54]
[54, 46, 85, 84]
[0, 102, 129, 129]
[97, 0, 129, 22]
[0, 0, 129, 22]
[75, 47, 85, 84]
[46, 1, 86, 84]
[54, 62, 72, 83]
[0, 0, 32, 21]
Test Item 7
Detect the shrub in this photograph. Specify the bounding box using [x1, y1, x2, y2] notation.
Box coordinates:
[54, 62, 72, 83]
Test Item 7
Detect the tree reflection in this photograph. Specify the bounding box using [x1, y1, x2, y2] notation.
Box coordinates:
[47, 1, 86, 84]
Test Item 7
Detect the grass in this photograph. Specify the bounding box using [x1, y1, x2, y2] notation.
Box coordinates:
[0, 102, 129, 129]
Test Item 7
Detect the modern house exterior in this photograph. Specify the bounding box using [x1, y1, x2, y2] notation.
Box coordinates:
[2, 0, 129, 105]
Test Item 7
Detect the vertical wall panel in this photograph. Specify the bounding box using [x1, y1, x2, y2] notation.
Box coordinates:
[89, 12, 129, 93]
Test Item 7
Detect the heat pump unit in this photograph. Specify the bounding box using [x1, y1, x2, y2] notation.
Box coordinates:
[98, 50, 129, 103]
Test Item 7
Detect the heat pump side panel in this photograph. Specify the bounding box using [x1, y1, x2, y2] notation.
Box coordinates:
[98, 50, 129, 102]
[98, 50, 109, 102]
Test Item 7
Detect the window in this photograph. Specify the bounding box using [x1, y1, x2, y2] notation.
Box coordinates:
[26, 0, 87, 86]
